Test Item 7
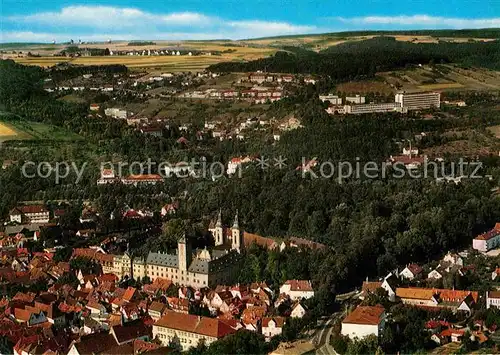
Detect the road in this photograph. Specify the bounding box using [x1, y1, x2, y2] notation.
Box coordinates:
[313, 291, 359, 354]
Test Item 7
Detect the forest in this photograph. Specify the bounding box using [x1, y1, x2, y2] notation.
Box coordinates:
[208, 37, 500, 79]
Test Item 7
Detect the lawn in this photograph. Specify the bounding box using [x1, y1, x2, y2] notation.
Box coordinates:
[0, 121, 33, 141]
[0, 120, 82, 141]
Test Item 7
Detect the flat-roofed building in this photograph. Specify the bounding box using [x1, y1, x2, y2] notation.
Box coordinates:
[344, 102, 404, 114]
[319, 94, 342, 105]
[395, 92, 440, 110]
[345, 95, 366, 104]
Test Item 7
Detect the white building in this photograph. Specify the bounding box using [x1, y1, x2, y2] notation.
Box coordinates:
[344, 102, 404, 114]
[395, 92, 440, 110]
[341, 306, 385, 339]
[153, 311, 236, 351]
[104, 108, 128, 119]
[262, 317, 285, 340]
[345, 95, 366, 104]
[402, 147, 419, 156]
[290, 303, 307, 318]
[227, 156, 254, 175]
[163, 162, 195, 178]
[279, 280, 314, 301]
[319, 94, 342, 105]
[442, 252, 463, 266]
[399, 263, 423, 280]
[487, 291, 500, 309]
[9, 205, 50, 224]
[473, 223, 500, 252]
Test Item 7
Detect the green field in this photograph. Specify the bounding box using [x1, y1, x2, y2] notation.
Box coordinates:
[0, 119, 82, 142]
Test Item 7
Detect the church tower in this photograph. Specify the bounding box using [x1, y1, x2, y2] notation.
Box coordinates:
[214, 209, 224, 246]
[178, 234, 192, 272]
[231, 210, 242, 251]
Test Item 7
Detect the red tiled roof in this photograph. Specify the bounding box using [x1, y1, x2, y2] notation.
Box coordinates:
[243, 232, 276, 249]
[72, 248, 114, 263]
[342, 306, 385, 325]
[389, 155, 425, 165]
[406, 263, 423, 276]
[362, 281, 383, 294]
[262, 317, 285, 328]
[154, 311, 237, 338]
[284, 280, 313, 292]
[10, 205, 48, 215]
[124, 174, 163, 181]
[397, 287, 478, 303]
[475, 225, 500, 241]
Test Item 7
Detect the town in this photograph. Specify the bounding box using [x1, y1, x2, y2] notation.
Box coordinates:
[1, 14, 500, 355]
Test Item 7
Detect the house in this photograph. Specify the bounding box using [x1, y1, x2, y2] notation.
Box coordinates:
[227, 156, 255, 175]
[381, 273, 398, 301]
[121, 174, 164, 186]
[400, 264, 423, 280]
[13, 308, 48, 326]
[396, 287, 478, 312]
[241, 306, 266, 332]
[290, 302, 307, 318]
[428, 269, 444, 280]
[153, 311, 237, 351]
[262, 317, 285, 340]
[9, 205, 49, 224]
[492, 267, 500, 281]
[341, 306, 385, 339]
[361, 274, 398, 302]
[248, 72, 266, 83]
[279, 280, 314, 301]
[473, 223, 500, 252]
[487, 291, 500, 309]
[148, 301, 166, 321]
[387, 155, 425, 170]
[110, 319, 151, 345]
[161, 201, 179, 216]
[360, 281, 382, 300]
[67, 332, 118, 355]
[279, 237, 326, 251]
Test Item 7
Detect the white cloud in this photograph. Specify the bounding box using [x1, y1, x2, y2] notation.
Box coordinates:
[228, 20, 316, 37]
[4, 6, 500, 44]
[336, 15, 500, 28]
[10, 6, 210, 28]
[3, 5, 316, 41]
[0, 31, 136, 43]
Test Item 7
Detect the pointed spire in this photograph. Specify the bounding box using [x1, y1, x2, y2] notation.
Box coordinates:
[233, 210, 239, 229]
[216, 209, 222, 227]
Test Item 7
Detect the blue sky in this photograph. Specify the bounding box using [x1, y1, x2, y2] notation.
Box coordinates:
[1, 0, 499, 42]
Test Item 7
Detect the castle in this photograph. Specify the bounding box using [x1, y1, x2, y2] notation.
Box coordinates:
[76, 211, 244, 289]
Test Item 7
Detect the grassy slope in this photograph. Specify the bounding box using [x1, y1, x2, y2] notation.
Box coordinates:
[0, 119, 82, 141]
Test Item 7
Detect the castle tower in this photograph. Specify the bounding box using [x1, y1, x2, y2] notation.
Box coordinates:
[231, 211, 242, 251]
[178, 234, 192, 272]
[214, 209, 224, 246]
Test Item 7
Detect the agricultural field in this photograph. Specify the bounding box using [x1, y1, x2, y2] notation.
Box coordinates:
[422, 128, 500, 157]
[0, 119, 82, 142]
[336, 80, 395, 95]
[0, 121, 32, 141]
[379, 64, 500, 92]
[7, 43, 276, 70]
[487, 125, 500, 139]
[243, 34, 497, 51]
